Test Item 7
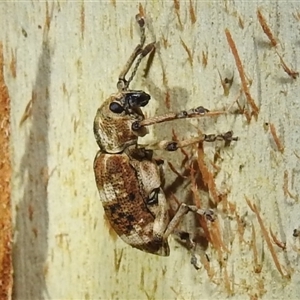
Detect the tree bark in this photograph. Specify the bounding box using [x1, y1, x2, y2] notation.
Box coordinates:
[1, 1, 299, 299]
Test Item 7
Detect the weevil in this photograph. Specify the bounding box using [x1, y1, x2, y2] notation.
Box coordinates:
[93, 14, 237, 259]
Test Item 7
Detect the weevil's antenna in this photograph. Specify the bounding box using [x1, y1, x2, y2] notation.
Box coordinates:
[126, 42, 155, 89]
[136, 13, 146, 47]
[117, 14, 155, 91]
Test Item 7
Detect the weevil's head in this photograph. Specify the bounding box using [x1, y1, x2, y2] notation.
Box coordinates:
[94, 90, 151, 153]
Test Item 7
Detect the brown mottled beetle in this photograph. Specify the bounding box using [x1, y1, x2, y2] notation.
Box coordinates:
[93, 14, 237, 259]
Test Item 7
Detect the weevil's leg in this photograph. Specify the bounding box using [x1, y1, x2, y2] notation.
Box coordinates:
[190, 255, 201, 270]
[173, 230, 202, 270]
[190, 249, 210, 270]
[161, 203, 214, 260]
[162, 203, 215, 240]
[139, 131, 238, 152]
[173, 229, 195, 250]
[173, 229, 210, 270]
[117, 14, 155, 91]
[131, 106, 229, 130]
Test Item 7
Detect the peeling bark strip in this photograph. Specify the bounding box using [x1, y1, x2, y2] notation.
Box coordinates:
[225, 29, 259, 120]
[257, 9, 278, 47]
[0, 42, 13, 300]
[246, 197, 290, 279]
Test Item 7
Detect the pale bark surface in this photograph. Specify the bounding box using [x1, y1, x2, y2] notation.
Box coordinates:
[1, 1, 299, 299]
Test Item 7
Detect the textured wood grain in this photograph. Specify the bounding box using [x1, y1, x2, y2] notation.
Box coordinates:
[1, 1, 299, 299]
[0, 42, 12, 300]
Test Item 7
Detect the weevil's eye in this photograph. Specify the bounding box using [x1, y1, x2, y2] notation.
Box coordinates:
[147, 188, 160, 205]
[125, 92, 150, 108]
[109, 102, 124, 114]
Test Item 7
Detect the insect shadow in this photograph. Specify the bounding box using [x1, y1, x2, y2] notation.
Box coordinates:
[142, 76, 212, 253]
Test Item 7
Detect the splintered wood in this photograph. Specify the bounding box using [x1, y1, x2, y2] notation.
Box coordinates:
[246, 197, 291, 279]
[196, 142, 220, 204]
[0, 42, 13, 300]
[256, 8, 299, 79]
[277, 52, 299, 79]
[269, 123, 284, 153]
[257, 9, 278, 47]
[225, 29, 259, 121]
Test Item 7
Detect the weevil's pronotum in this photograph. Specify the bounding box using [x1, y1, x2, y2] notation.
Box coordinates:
[93, 13, 237, 260]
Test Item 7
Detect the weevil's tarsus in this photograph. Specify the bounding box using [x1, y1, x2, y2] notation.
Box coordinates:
[190, 255, 201, 270]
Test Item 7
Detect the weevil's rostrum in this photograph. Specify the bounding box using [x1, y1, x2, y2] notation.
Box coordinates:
[93, 13, 237, 260]
[93, 91, 150, 153]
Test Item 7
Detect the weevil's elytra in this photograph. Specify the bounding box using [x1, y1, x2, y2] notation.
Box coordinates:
[94, 150, 170, 255]
[93, 13, 237, 264]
